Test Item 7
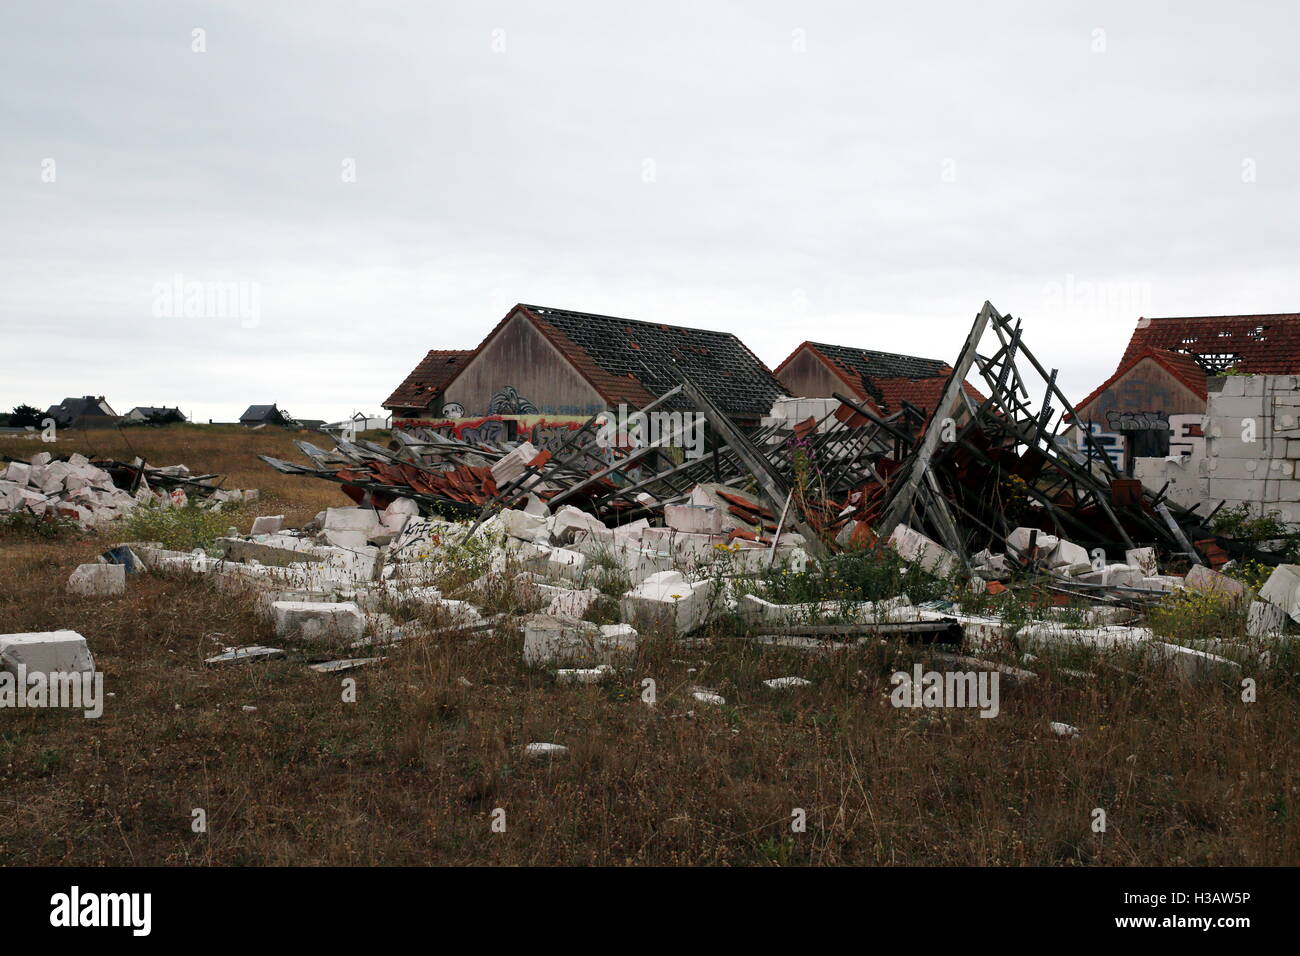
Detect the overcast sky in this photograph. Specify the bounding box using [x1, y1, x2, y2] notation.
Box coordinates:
[3, 1, 1297, 424]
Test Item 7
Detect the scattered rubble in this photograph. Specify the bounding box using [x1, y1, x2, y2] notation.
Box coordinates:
[0, 452, 255, 530]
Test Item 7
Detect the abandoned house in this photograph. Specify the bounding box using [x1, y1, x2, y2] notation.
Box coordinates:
[1070, 313, 1300, 461]
[384, 304, 788, 438]
[773, 341, 986, 420]
[44, 396, 120, 429]
[239, 404, 292, 427]
[383, 350, 474, 420]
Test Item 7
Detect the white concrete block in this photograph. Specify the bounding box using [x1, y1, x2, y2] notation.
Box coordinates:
[620, 570, 714, 634]
[251, 515, 284, 535]
[522, 615, 638, 666]
[1124, 548, 1158, 576]
[1247, 600, 1287, 637]
[271, 601, 365, 642]
[664, 503, 723, 534]
[1258, 564, 1300, 622]
[323, 507, 380, 534]
[545, 586, 601, 618]
[67, 563, 126, 597]
[888, 524, 958, 577]
[1185, 564, 1248, 599]
[0, 630, 95, 675]
[1077, 564, 1143, 588]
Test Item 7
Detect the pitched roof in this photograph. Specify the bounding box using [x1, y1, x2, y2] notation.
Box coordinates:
[239, 404, 281, 422]
[383, 350, 474, 410]
[45, 397, 118, 423]
[1073, 347, 1209, 416]
[1121, 312, 1300, 375]
[447, 305, 788, 420]
[775, 342, 986, 415]
[129, 406, 183, 417]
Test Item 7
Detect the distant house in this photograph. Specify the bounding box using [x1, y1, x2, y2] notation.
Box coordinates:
[44, 396, 120, 428]
[774, 342, 985, 419]
[1065, 312, 1300, 459]
[124, 406, 187, 424]
[383, 350, 474, 419]
[239, 404, 291, 427]
[387, 304, 787, 426]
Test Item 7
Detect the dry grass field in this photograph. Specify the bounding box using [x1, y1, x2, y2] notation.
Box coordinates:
[0, 425, 1297, 866]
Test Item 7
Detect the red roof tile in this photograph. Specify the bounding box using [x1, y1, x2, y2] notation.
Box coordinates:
[384, 350, 474, 410]
[1121, 313, 1300, 375]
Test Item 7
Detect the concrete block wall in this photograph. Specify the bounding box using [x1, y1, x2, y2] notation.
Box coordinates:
[1138, 375, 1300, 524]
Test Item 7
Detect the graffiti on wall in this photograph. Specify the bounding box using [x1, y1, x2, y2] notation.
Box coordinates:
[1103, 409, 1170, 432]
[1168, 413, 1206, 457]
[1077, 423, 1125, 472]
[486, 386, 539, 415]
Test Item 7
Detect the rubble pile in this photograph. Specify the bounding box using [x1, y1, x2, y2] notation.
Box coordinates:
[0, 452, 255, 529]
[10, 300, 1293, 693]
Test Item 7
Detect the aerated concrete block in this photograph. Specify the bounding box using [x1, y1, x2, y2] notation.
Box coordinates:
[619, 570, 714, 635]
[1247, 600, 1287, 637]
[1185, 564, 1247, 599]
[271, 601, 365, 642]
[888, 524, 958, 577]
[1124, 548, 1158, 576]
[1258, 564, 1300, 622]
[0, 630, 95, 676]
[67, 563, 126, 597]
[522, 615, 639, 666]
[664, 504, 723, 534]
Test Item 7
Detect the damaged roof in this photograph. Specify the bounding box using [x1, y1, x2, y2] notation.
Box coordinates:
[463, 304, 788, 420]
[1121, 312, 1300, 375]
[383, 349, 474, 411]
[1074, 347, 1209, 416]
[777, 341, 985, 415]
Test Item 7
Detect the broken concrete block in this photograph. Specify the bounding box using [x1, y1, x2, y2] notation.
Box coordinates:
[1184, 564, 1248, 600]
[67, 563, 126, 597]
[1051, 539, 1091, 569]
[323, 507, 380, 534]
[763, 676, 812, 689]
[692, 690, 725, 705]
[1077, 564, 1143, 588]
[1142, 575, 1185, 592]
[545, 586, 601, 618]
[251, 515, 284, 535]
[205, 646, 285, 665]
[3, 461, 31, 486]
[1258, 564, 1300, 622]
[545, 547, 586, 582]
[555, 663, 613, 685]
[887, 524, 958, 577]
[525, 742, 568, 757]
[522, 615, 639, 666]
[548, 505, 611, 545]
[619, 570, 714, 635]
[308, 657, 384, 673]
[321, 528, 369, 550]
[0, 630, 95, 675]
[1247, 600, 1287, 637]
[1124, 547, 1158, 577]
[491, 441, 540, 488]
[664, 503, 723, 534]
[271, 601, 365, 643]
[500, 508, 547, 541]
[1006, 527, 1060, 560]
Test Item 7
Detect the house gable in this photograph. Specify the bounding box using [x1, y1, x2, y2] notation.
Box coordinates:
[439, 310, 607, 417]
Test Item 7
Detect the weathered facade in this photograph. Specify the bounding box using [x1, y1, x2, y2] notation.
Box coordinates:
[440, 312, 606, 418]
[388, 304, 788, 430]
